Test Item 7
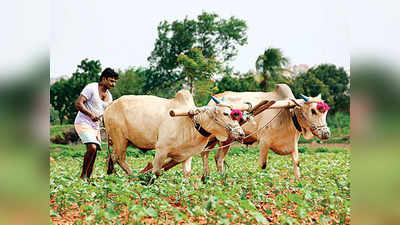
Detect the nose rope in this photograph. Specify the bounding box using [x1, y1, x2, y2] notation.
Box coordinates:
[207, 108, 238, 134]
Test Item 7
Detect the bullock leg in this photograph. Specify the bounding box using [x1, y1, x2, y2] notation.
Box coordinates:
[182, 157, 192, 178]
[201, 138, 218, 181]
[162, 159, 179, 172]
[113, 139, 132, 175]
[152, 151, 168, 177]
[141, 159, 180, 174]
[259, 140, 269, 170]
[117, 153, 132, 175]
[215, 143, 231, 173]
[291, 148, 300, 179]
[201, 151, 210, 181]
[140, 162, 153, 173]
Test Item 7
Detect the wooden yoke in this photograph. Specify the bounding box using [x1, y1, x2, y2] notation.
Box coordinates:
[249, 100, 276, 116]
[169, 109, 189, 117]
[169, 108, 200, 117]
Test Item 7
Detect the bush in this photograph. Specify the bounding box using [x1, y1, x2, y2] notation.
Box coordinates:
[315, 147, 329, 153]
[50, 126, 80, 145]
[50, 106, 60, 125]
[298, 146, 310, 153]
[327, 112, 350, 137]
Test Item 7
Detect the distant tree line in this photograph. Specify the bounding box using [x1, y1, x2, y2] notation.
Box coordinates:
[50, 12, 349, 125]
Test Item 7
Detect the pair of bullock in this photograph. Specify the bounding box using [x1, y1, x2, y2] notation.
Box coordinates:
[103, 84, 330, 181]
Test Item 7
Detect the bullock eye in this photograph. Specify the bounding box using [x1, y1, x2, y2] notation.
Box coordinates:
[223, 112, 229, 116]
[311, 109, 317, 115]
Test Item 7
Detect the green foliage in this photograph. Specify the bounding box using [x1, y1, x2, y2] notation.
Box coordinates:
[50, 106, 60, 125]
[298, 146, 310, 153]
[177, 47, 220, 96]
[255, 48, 289, 91]
[315, 147, 329, 153]
[290, 64, 350, 113]
[110, 67, 146, 99]
[193, 78, 218, 106]
[50, 143, 350, 224]
[217, 71, 261, 93]
[50, 124, 74, 139]
[50, 59, 102, 124]
[145, 12, 248, 92]
[291, 70, 331, 101]
[327, 112, 350, 137]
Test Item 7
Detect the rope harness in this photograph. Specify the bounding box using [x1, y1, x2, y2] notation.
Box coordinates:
[101, 101, 328, 156]
[203, 101, 328, 152]
[202, 109, 283, 152]
[191, 106, 242, 138]
[293, 107, 327, 135]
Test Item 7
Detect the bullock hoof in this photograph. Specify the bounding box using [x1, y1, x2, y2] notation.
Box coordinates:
[201, 175, 209, 184]
[141, 176, 155, 186]
[107, 168, 115, 175]
[138, 172, 156, 185]
[261, 163, 267, 170]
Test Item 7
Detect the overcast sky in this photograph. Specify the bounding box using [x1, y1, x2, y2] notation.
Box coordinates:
[50, 0, 350, 78]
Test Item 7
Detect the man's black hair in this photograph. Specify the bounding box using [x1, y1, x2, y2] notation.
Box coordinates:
[100, 68, 119, 81]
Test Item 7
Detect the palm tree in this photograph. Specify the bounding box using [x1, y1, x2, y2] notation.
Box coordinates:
[255, 48, 289, 91]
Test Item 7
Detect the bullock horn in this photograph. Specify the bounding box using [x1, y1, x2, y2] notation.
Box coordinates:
[211, 96, 221, 104]
[169, 108, 200, 117]
[300, 94, 310, 102]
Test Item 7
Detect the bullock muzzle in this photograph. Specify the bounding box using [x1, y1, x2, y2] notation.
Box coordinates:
[316, 126, 331, 140]
[229, 126, 245, 141]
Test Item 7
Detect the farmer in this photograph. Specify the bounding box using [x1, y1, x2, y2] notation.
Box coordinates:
[74, 68, 119, 180]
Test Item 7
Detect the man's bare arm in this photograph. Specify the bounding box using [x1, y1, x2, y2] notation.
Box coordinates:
[74, 95, 101, 121]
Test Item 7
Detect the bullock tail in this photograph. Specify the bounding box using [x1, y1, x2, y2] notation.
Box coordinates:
[103, 117, 115, 175]
[106, 134, 115, 175]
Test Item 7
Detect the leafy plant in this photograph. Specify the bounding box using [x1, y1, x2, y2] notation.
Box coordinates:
[50, 142, 350, 224]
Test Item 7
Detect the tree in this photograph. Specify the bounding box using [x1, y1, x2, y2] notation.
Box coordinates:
[308, 64, 350, 112]
[110, 67, 146, 99]
[290, 64, 350, 113]
[177, 48, 220, 94]
[50, 59, 102, 124]
[193, 78, 219, 106]
[217, 71, 261, 93]
[255, 48, 289, 91]
[145, 12, 248, 92]
[72, 58, 102, 83]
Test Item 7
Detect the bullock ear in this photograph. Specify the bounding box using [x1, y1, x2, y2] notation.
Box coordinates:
[169, 108, 200, 117]
[315, 93, 322, 100]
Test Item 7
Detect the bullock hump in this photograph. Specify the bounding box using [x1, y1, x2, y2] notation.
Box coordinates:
[172, 89, 195, 106]
[273, 84, 295, 99]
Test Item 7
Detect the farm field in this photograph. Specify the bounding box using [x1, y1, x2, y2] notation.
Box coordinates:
[50, 142, 350, 224]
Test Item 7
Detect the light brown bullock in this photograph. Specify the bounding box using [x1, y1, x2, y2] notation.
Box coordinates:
[202, 84, 331, 180]
[103, 90, 246, 178]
